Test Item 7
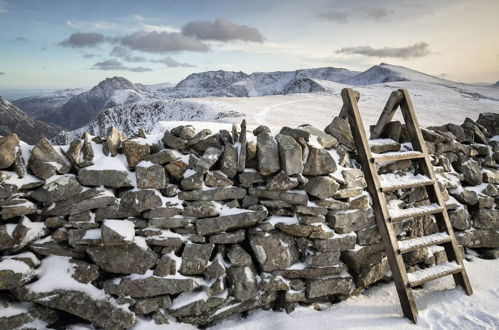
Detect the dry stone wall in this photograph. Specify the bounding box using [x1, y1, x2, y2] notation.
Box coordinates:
[0, 112, 498, 329]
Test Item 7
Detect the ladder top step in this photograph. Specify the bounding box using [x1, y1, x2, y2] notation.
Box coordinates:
[379, 173, 434, 192]
[408, 261, 463, 287]
[372, 151, 426, 163]
[388, 203, 443, 222]
[398, 232, 452, 253]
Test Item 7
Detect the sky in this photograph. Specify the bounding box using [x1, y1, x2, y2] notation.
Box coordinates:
[0, 0, 498, 89]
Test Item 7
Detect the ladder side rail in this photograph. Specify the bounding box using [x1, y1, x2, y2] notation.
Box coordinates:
[398, 88, 473, 295]
[370, 90, 405, 139]
[341, 88, 419, 322]
[338, 90, 360, 119]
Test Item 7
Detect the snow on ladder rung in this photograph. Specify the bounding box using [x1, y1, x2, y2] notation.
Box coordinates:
[388, 203, 443, 222]
[398, 232, 452, 253]
[372, 151, 425, 163]
[379, 173, 434, 192]
[408, 261, 463, 287]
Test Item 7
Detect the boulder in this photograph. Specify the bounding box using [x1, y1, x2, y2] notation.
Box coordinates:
[0, 133, 20, 169]
[195, 147, 222, 174]
[457, 229, 499, 248]
[220, 144, 238, 178]
[205, 170, 233, 187]
[209, 229, 246, 244]
[106, 126, 125, 157]
[227, 244, 253, 267]
[276, 134, 303, 175]
[196, 206, 268, 235]
[120, 189, 162, 212]
[28, 138, 70, 179]
[179, 187, 246, 201]
[145, 149, 179, 165]
[179, 243, 214, 275]
[136, 163, 167, 189]
[105, 275, 201, 298]
[0, 257, 36, 290]
[266, 171, 299, 191]
[249, 231, 299, 272]
[44, 188, 116, 216]
[0, 199, 38, 220]
[325, 117, 355, 150]
[305, 275, 352, 299]
[169, 291, 225, 317]
[249, 187, 309, 205]
[163, 131, 188, 150]
[303, 176, 340, 199]
[303, 146, 336, 175]
[473, 208, 499, 229]
[457, 159, 482, 185]
[448, 207, 471, 231]
[78, 168, 132, 188]
[257, 132, 280, 175]
[227, 265, 258, 301]
[184, 201, 219, 218]
[87, 237, 158, 274]
[30, 175, 83, 204]
[154, 253, 178, 276]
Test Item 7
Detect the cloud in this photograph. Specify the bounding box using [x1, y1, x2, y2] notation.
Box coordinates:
[66, 20, 117, 30]
[336, 42, 431, 59]
[15, 37, 28, 42]
[182, 19, 264, 42]
[83, 53, 100, 59]
[110, 46, 146, 62]
[363, 8, 394, 21]
[0, 0, 7, 13]
[152, 56, 196, 67]
[120, 30, 209, 53]
[142, 24, 180, 33]
[59, 32, 107, 48]
[319, 11, 350, 23]
[0, 71, 5, 75]
[92, 59, 152, 72]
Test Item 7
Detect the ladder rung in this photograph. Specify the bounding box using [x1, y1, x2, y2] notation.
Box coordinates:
[408, 261, 463, 287]
[379, 173, 434, 192]
[388, 203, 443, 222]
[372, 151, 425, 163]
[398, 232, 452, 253]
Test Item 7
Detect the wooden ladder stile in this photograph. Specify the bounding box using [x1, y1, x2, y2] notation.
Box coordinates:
[339, 88, 473, 323]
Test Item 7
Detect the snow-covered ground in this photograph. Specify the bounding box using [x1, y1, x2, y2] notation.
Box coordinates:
[134, 255, 498, 330]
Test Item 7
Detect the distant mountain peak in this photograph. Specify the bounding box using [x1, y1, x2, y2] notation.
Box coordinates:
[94, 76, 137, 91]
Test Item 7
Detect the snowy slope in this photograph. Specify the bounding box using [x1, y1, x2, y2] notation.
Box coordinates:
[57, 99, 243, 143]
[168, 71, 249, 97]
[13, 88, 85, 120]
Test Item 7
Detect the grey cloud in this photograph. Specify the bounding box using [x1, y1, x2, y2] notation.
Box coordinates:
[152, 56, 196, 68]
[15, 37, 28, 42]
[182, 19, 264, 42]
[336, 42, 431, 59]
[110, 46, 146, 62]
[363, 8, 394, 21]
[83, 53, 99, 59]
[0, 72, 5, 75]
[319, 11, 350, 23]
[92, 59, 152, 72]
[59, 32, 106, 48]
[120, 31, 209, 53]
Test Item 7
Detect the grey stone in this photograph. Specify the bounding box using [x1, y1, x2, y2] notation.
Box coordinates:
[249, 231, 299, 272]
[0, 199, 38, 220]
[163, 131, 188, 150]
[181, 172, 204, 190]
[449, 207, 471, 231]
[196, 206, 268, 235]
[257, 132, 280, 175]
[78, 168, 132, 188]
[209, 229, 246, 244]
[205, 170, 233, 187]
[106, 126, 125, 157]
[275, 263, 345, 279]
[180, 125, 196, 140]
[29, 239, 86, 258]
[266, 171, 299, 191]
[227, 244, 253, 266]
[170, 293, 225, 317]
[87, 238, 158, 274]
[134, 296, 172, 315]
[191, 134, 222, 153]
[101, 219, 135, 245]
[120, 189, 162, 212]
[188, 129, 212, 146]
[95, 204, 140, 221]
[457, 159, 482, 185]
[276, 134, 303, 175]
[179, 187, 246, 201]
[122, 139, 151, 167]
[220, 144, 238, 178]
[145, 149, 179, 164]
[30, 175, 83, 204]
[165, 159, 188, 180]
[149, 217, 191, 229]
[303, 176, 340, 199]
[327, 209, 374, 233]
[28, 138, 70, 179]
[238, 171, 265, 187]
[71, 258, 100, 284]
[303, 146, 336, 175]
[249, 187, 309, 205]
[325, 117, 355, 151]
[0, 301, 59, 330]
[180, 243, 214, 275]
[195, 147, 222, 174]
[0, 257, 36, 290]
[154, 253, 177, 276]
[0, 133, 20, 169]
[305, 275, 352, 299]
[227, 265, 258, 301]
[305, 249, 341, 267]
[136, 164, 167, 189]
[341, 243, 385, 273]
[473, 208, 499, 229]
[356, 225, 381, 245]
[457, 229, 499, 248]
[184, 201, 219, 218]
[369, 139, 400, 153]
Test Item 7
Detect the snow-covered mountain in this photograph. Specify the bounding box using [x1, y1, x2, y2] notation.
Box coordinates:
[0, 96, 61, 144]
[56, 99, 243, 143]
[48, 76, 163, 130]
[13, 88, 85, 121]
